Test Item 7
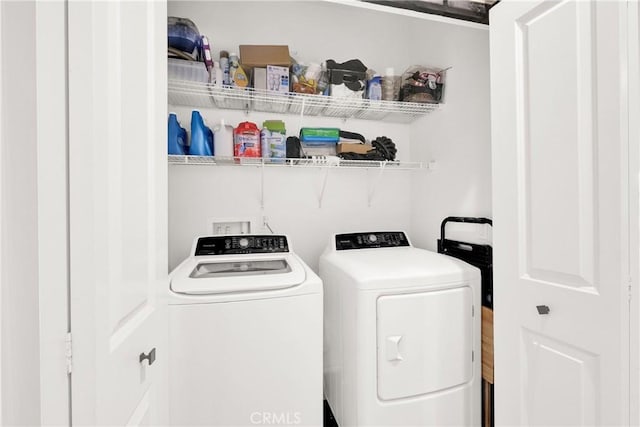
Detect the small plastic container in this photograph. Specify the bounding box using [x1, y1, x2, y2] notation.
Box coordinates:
[234, 121, 261, 158]
[168, 58, 209, 83]
[301, 143, 337, 157]
[382, 68, 401, 101]
[300, 127, 340, 143]
[168, 113, 188, 155]
[189, 110, 213, 156]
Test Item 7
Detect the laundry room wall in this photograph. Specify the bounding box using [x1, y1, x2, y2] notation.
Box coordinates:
[406, 19, 492, 250]
[167, 1, 492, 270]
[168, 111, 413, 271]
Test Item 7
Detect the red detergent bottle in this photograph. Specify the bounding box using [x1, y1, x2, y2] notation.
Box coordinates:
[233, 121, 261, 157]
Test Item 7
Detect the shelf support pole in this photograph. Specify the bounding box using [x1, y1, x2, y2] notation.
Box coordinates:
[298, 97, 306, 136]
[367, 161, 387, 207]
[318, 167, 330, 208]
[260, 160, 265, 210]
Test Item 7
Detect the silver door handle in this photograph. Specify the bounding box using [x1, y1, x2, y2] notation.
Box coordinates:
[139, 348, 156, 366]
[536, 305, 550, 315]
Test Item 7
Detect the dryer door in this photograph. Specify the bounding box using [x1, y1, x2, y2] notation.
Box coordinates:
[376, 286, 473, 400]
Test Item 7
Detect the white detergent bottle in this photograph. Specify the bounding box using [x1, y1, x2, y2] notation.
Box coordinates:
[213, 119, 234, 158]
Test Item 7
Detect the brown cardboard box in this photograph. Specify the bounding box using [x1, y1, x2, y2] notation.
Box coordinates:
[337, 143, 373, 155]
[239, 45, 291, 68]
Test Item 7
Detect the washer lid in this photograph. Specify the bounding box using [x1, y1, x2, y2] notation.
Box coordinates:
[171, 253, 306, 295]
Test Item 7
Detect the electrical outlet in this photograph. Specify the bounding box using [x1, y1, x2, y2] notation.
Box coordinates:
[211, 219, 251, 235]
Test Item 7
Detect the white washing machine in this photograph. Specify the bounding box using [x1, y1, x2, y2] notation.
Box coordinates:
[169, 235, 323, 426]
[320, 232, 481, 426]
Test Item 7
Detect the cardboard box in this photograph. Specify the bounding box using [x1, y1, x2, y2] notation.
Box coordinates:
[239, 45, 291, 68]
[266, 65, 289, 93]
[337, 143, 373, 155]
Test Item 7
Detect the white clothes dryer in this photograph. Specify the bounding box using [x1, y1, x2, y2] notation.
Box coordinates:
[320, 232, 481, 426]
[169, 235, 323, 426]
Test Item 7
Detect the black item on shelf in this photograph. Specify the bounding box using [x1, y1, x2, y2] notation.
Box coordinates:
[339, 152, 385, 161]
[339, 130, 366, 143]
[371, 136, 397, 161]
[437, 216, 493, 308]
[286, 136, 302, 158]
[338, 136, 396, 162]
[326, 59, 368, 93]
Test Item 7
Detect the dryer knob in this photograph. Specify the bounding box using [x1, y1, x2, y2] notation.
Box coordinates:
[368, 234, 378, 243]
[238, 237, 249, 248]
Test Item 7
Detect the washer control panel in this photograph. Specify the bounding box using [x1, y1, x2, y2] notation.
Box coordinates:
[195, 235, 289, 256]
[335, 232, 410, 251]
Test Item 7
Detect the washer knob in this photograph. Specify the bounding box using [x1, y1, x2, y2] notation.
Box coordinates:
[238, 237, 249, 248]
[368, 234, 378, 243]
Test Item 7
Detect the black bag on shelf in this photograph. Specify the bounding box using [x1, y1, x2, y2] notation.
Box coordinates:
[286, 136, 302, 158]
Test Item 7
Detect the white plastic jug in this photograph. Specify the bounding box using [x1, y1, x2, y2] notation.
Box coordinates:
[213, 119, 234, 158]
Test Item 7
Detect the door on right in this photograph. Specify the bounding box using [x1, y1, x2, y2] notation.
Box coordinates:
[490, 1, 629, 425]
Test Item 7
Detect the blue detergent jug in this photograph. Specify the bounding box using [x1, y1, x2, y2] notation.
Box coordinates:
[189, 110, 214, 156]
[168, 113, 188, 155]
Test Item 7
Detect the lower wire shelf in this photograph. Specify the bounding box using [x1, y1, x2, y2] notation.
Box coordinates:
[168, 155, 425, 170]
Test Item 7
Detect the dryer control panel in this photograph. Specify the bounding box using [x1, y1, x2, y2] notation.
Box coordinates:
[335, 232, 410, 251]
[195, 235, 289, 255]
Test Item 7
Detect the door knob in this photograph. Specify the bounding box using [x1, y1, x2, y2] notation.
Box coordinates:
[139, 348, 156, 366]
[536, 305, 550, 315]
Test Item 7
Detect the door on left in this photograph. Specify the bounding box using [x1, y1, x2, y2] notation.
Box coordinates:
[68, 1, 168, 425]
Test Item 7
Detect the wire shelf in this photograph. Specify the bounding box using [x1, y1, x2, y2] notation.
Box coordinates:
[168, 155, 425, 170]
[168, 79, 440, 124]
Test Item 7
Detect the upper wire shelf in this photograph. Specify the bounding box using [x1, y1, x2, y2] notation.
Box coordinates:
[168, 155, 425, 170]
[168, 79, 440, 124]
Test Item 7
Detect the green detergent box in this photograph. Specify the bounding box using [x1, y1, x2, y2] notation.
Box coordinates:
[261, 120, 287, 159]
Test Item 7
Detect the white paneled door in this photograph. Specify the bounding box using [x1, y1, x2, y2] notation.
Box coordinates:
[68, 1, 168, 425]
[490, 1, 629, 425]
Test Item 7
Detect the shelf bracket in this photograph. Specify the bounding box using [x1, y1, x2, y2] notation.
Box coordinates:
[318, 167, 330, 208]
[298, 97, 306, 136]
[367, 161, 387, 207]
[260, 160, 265, 209]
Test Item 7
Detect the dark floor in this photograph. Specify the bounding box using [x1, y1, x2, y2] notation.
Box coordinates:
[323, 400, 339, 427]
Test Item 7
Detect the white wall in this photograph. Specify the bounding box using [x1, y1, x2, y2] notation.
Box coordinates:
[407, 14, 492, 250]
[167, 1, 491, 269]
[0, 2, 41, 425]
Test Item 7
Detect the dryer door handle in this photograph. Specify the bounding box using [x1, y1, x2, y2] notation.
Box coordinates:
[386, 335, 403, 362]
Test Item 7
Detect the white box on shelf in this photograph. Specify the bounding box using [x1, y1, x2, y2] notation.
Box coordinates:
[266, 65, 290, 93]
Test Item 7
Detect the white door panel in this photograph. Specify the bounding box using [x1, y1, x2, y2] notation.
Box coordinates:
[69, 1, 167, 424]
[521, 329, 598, 426]
[491, 1, 628, 425]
